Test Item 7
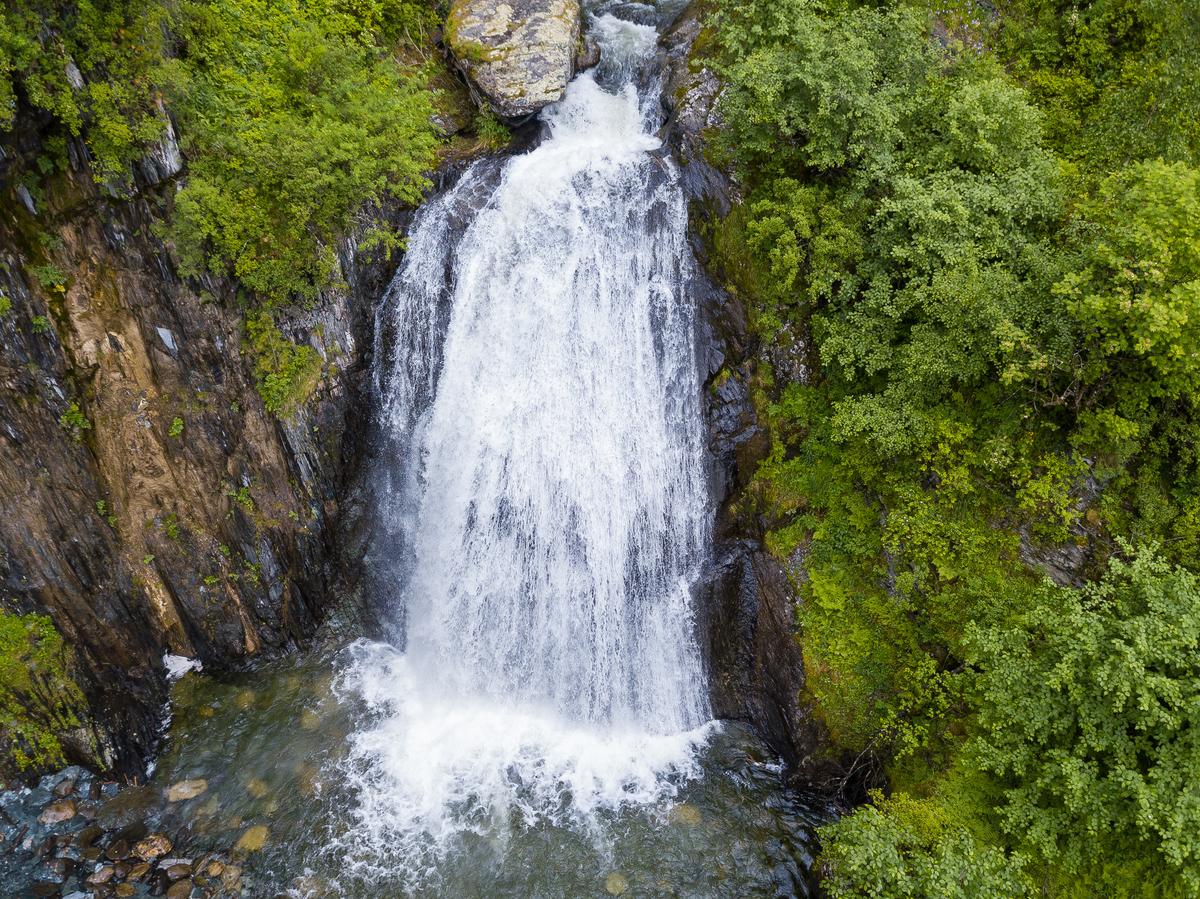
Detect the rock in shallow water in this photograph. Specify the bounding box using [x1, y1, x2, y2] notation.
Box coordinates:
[133, 832, 172, 860]
[234, 824, 269, 853]
[166, 779, 207, 802]
[445, 0, 582, 119]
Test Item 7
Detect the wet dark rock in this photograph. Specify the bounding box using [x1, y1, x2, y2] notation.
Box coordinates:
[110, 819, 149, 847]
[106, 838, 130, 860]
[165, 879, 193, 898]
[164, 861, 191, 880]
[52, 777, 77, 798]
[87, 865, 117, 884]
[576, 34, 601, 71]
[657, 6, 837, 787]
[47, 855, 75, 878]
[661, 7, 735, 214]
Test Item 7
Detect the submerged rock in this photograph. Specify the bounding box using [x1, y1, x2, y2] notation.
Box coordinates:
[165, 779, 208, 802]
[234, 824, 269, 853]
[445, 0, 582, 119]
[133, 832, 172, 859]
[604, 871, 630, 895]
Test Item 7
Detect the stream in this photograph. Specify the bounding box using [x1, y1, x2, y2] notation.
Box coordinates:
[4, 3, 828, 896]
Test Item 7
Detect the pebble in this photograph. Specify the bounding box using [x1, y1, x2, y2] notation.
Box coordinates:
[38, 799, 77, 825]
[86, 865, 116, 885]
[166, 779, 208, 802]
[234, 824, 269, 853]
[165, 861, 193, 880]
[166, 879, 193, 898]
[134, 832, 173, 859]
[105, 837, 130, 860]
[234, 689, 257, 710]
[245, 778, 269, 799]
[605, 871, 630, 895]
[115, 884, 137, 897]
[670, 802, 703, 826]
[221, 863, 242, 889]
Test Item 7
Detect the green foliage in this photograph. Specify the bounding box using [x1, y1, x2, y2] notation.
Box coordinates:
[1056, 161, 1200, 404]
[0, 612, 86, 773]
[474, 108, 510, 150]
[820, 792, 1030, 898]
[30, 263, 67, 291]
[0, 0, 167, 179]
[968, 546, 1200, 892]
[30, 314, 51, 334]
[228, 484, 255, 513]
[161, 0, 439, 305]
[59, 400, 91, 439]
[992, 0, 1200, 168]
[0, 295, 11, 316]
[168, 415, 184, 438]
[709, 0, 1200, 894]
[95, 499, 116, 526]
[244, 312, 322, 415]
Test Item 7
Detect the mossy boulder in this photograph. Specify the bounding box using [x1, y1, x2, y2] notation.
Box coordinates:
[445, 0, 582, 119]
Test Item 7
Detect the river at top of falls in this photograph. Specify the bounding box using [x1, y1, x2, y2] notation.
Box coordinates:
[336, 6, 714, 883]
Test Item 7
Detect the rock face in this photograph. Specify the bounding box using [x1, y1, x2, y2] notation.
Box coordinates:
[661, 7, 840, 787]
[0, 116, 392, 775]
[445, 0, 582, 119]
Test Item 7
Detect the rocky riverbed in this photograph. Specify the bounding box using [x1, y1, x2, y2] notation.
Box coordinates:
[0, 765, 260, 898]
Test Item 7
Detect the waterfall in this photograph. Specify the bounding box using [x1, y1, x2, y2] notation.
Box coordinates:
[335, 9, 713, 881]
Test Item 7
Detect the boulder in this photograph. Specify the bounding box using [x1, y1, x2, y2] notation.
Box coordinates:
[445, 0, 582, 119]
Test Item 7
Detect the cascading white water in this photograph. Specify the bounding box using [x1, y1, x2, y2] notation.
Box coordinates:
[335, 10, 714, 881]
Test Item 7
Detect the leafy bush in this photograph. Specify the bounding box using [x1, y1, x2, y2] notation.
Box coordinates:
[59, 400, 91, 439]
[820, 792, 1029, 899]
[244, 312, 322, 416]
[0, 0, 167, 179]
[968, 546, 1200, 893]
[708, 0, 1200, 894]
[161, 0, 439, 305]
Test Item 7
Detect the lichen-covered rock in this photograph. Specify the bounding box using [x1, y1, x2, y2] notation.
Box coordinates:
[445, 0, 582, 119]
